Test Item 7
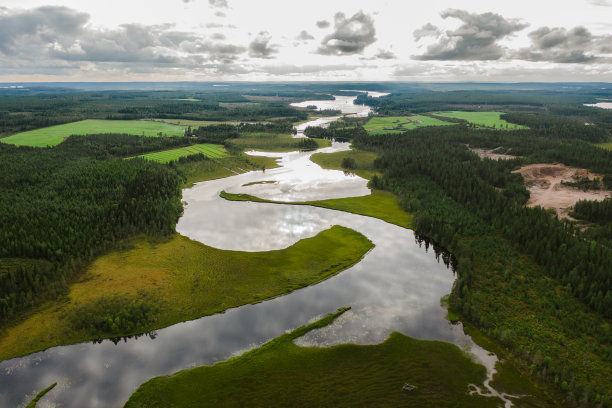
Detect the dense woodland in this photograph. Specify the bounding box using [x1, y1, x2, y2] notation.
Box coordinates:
[0, 136, 185, 321]
[350, 101, 612, 405]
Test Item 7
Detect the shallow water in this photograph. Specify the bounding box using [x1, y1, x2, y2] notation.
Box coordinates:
[1, 93, 507, 408]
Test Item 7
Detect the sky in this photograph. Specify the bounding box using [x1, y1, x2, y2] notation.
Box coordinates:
[0, 0, 611, 82]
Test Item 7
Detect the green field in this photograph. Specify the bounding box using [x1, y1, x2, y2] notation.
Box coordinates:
[134, 144, 227, 163]
[124, 309, 500, 408]
[1, 120, 186, 147]
[433, 111, 527, 130]
[364, 115, 455, 134]
[0, 227, 372, 361]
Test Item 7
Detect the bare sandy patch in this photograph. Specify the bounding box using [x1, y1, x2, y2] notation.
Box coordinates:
[468, 145, 518, 161]
[512, 163, 610, 218]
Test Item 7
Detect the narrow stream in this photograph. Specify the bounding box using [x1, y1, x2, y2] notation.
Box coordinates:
[1, 92, 515, 407]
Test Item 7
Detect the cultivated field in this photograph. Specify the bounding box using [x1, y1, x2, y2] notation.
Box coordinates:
[134, 144, 227, 163]
[433, 111, 527, 130]
[1, 120, 186, 147]
[364, 115, 454, 134]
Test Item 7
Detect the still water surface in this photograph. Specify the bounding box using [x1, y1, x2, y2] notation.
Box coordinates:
[1, 93, 502, 408]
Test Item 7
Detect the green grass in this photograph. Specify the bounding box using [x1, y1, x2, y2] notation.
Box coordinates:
[221, 190, 412, 229]
[0, 227, 372, 361]
[26, 382, 57, 408]
[124, 309, 500, 408]
[310, 148, 379, 180]
[1, 120, 186, 147]
[133, 144, 227, 163]
[433, 111, 527, 130]
[177, 155, 280, 188]
[595, 142, 612, 151]
[364, 115, 455, 134]
[230, 132, 330, 152]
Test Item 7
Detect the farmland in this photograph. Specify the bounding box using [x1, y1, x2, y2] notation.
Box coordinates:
[1, 119, 186, 147]
[432, 111, 527, 129]
[364, 115, 454, 134]
[134, 143, 227, 163]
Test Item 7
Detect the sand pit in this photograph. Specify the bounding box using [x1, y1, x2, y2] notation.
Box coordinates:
[468, 146, 518, 161]
[513, 163, 610, 218]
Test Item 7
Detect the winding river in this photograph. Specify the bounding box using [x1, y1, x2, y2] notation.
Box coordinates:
[1, 92, 511, 407]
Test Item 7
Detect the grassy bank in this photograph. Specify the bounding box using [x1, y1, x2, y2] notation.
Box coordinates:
[0, 227, 372, 361]
[176, 155, 280, 187]
[221, 190, 412, 229]
[229, 132, 330, 152]
[124, 309, 499, 408]
[26, 382, 57, 408]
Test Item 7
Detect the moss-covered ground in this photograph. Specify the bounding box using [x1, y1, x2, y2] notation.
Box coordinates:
[124, 309, 500, 408]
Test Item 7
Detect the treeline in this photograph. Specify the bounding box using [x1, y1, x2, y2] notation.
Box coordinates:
[236, 121, 294, 133]
[0, 137, 184, 321]
[501, 113, 610, 143]
[573, 198, 612, 225]
[188, 124, 240, 143]
[303, 126, 367, 140]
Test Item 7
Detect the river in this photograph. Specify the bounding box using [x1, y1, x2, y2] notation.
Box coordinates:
[1, 92, 512, 407]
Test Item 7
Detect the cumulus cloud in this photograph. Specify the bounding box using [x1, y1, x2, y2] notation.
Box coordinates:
[316, 20, 330, 29]
[317, 11, 376, 56]
[413, 9, 527, 60]
[209, 0, 228, 8]
[296, 30, 314, 41]
[374, 49, 396, 59]
[413, 23, 442, 41]
[514, 26, 612, 63]
[0, 6, 88, 56]
[248, 32, 278, 59]
[0, 5, 249, 70]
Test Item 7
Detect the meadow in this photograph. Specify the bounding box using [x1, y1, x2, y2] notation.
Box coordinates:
[124, 309, 501, 408]
[134, 143, 227, 163]
[432, 111, 527, 129]
[229, 132, 330, 151]
[364, 115, 455, 134]
[0, 227, 372, 360]
[1, 119, 186, 147]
